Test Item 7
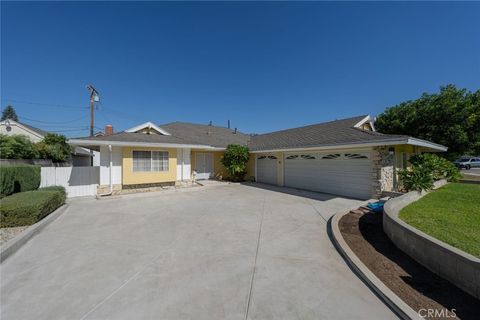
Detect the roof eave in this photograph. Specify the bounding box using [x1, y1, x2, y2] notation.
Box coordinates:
[68, 138, 216, 150]
[250, 137, 447, 153]
[407, 137, 448, 152]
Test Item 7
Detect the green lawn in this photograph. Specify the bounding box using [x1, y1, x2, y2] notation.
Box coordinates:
[399, 183, 480, 258]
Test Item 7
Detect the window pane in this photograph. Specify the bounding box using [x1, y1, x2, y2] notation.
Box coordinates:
[133, 151, 151, 172]
[152, 151, 169, 172]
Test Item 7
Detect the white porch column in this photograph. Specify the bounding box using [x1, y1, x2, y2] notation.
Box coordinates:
[176, 148, 191, 181]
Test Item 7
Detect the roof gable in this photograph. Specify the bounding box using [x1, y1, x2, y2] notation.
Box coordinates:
[125, 122, 171, 135]
[0, 119, 47, 138]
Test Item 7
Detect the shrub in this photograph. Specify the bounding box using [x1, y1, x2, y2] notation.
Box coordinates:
[0, 166, 15, 196]
[0, 134, 39, 159]
[398, 153, 461, 191]
[221, 145, 250, 182]
[409, 153, 461, 182]
[0, 189, 65, 227]
[35, 133, 72, 162]
[0, 133, 71, 162]
[38, 186, 67, 201]
[398, 166, 434, 192]
[0, 165, 41, 196]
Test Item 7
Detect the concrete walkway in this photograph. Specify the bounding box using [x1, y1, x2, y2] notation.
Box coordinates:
[1, 183, 397, 320]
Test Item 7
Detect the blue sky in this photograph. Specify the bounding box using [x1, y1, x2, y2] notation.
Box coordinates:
[2, 1, 479, 137]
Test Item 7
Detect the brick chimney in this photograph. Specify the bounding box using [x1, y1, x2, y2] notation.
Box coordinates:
[105, 124, 113, 136]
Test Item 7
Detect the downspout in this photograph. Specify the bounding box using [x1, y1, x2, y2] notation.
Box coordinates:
[98, 144, 113, 197]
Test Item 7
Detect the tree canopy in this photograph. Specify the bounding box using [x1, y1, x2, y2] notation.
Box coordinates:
[0, 133, 72, 162]
[1, 105, 19, 121]
[375, 85, 480, 160]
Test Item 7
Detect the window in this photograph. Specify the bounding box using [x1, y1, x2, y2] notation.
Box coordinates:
[345, 153, 368, 159]
[133, 151, 169, 172]
[300, 154, 316, 159]
[258, 155, 277, 160]
[322, 153, 340, 159]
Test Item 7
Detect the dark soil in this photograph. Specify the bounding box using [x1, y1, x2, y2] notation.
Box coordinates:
[339, 211, 480, 320]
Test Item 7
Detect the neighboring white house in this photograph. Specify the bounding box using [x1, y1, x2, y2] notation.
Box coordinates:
[0, 118, 99, 166]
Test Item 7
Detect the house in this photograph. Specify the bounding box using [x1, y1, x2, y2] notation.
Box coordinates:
[0, 118, 99, 166]
[68, 115, 446, 199]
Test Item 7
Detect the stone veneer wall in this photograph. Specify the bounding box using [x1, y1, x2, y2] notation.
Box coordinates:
[372, 147, 394, 198]
[97, 184, 122, 195]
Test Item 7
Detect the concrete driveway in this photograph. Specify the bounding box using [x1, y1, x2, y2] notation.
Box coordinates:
[1, 183, 397, 320]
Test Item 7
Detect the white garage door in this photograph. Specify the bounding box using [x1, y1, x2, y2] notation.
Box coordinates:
[284, 151, 372, 199]
[256, 155, 278, 185]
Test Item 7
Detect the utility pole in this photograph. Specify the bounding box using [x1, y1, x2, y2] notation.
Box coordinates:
[86, 85, 100, 166]
[86, 84, 99, 137]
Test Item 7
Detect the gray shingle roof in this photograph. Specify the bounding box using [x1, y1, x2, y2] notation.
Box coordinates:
[248, 115, 407, 151]
[71, 115, 412, 151]
[73, 122, 251, 148]
[161, 122, 251, 148]
[72, 132, 192, 144]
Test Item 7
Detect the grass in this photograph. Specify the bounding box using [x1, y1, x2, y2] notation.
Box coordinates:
[399, 183, 480, 258]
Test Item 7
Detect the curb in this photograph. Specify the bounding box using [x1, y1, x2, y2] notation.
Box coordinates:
[0, 204, 69, 263]
[329, 211, 422, 320]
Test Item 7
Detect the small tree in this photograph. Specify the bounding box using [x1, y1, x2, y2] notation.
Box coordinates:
[221, 144, 250, 182]
[1, 105, 19, 121]
[36, 133, 72, 162]
[0, 134, 38, 159]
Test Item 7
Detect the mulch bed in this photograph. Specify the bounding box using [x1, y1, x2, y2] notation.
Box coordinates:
[0, 226, 29, 246]
[339, 209, 480, 320]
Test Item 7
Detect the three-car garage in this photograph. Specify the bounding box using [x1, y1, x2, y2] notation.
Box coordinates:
[256, 150, 373, 199]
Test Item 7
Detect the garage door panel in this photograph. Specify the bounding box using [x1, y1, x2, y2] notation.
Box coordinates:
[284, 152, 372, 199]
[256, 155, 277, 185]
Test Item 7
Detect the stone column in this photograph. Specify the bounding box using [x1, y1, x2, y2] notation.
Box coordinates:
[372, 147, 394, 198]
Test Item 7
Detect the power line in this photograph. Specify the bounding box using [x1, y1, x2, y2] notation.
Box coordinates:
[19, 115, 89, 124]
[1, 98, 88, 109]
[24, 124, 89, 129]
[48, 128, 89, 133]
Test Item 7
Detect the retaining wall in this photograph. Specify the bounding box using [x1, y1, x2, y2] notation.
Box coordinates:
[383, 180, 480, 299]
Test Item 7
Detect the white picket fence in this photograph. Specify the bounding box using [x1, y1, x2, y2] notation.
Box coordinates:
[40, 167, 100, 198]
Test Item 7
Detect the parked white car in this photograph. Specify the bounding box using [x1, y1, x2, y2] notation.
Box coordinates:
[454, 157, 480, 170]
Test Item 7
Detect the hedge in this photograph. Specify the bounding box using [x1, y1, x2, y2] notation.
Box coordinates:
[0, 165, 41, 196]
[0, 187, 66, 227]
[39, 186, 67, 197]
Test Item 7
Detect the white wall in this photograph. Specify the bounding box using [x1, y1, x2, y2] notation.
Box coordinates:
[176, 148, 191, 181]
[0, 120, 43, 142]
[41, 167, 99, 197]
[99, 145, 122, 185]
[92, 150, 100, 166]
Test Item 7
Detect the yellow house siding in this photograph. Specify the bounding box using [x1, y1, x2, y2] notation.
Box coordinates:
[245, 155, 256, 181]
[122, 147, 177, 185]
[212, 151, 228, 179]
[190, 150, 227, 179]
[190, 150, 256, 181]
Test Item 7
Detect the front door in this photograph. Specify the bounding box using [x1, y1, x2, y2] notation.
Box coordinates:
[195, 152, 213, 180]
